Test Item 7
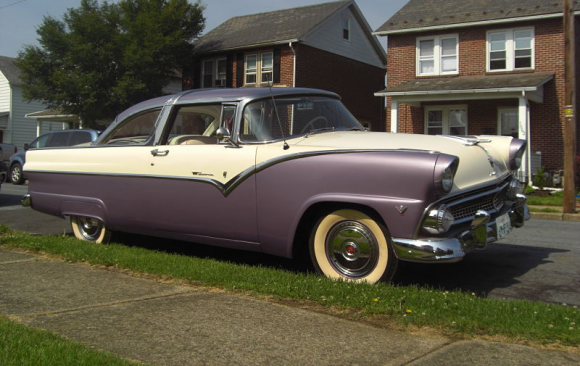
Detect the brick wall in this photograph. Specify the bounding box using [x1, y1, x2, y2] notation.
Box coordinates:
[385, 17, 577, 170]
[295, 44, 386, 131]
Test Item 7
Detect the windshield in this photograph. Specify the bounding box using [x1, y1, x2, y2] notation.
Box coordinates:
[240, 96, 363, 142]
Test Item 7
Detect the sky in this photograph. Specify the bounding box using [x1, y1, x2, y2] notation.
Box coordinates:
[0, 0, 409, 58]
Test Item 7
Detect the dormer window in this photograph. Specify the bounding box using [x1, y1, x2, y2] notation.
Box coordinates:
[487, 28, 534, 71]
[416, 35, 458, 76]
[342, 16, 351, 41]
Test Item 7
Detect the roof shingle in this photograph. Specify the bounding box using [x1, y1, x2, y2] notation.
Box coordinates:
[376, 0, 580, 34]
[195, 1, 350, 52]
[0, 55, 22, 86]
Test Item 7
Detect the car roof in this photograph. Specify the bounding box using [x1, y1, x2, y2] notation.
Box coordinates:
[114, 88, 340, 123]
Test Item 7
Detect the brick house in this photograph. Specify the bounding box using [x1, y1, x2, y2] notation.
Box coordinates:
[374, 0, 580, 182]
[189, 0, 387, 130]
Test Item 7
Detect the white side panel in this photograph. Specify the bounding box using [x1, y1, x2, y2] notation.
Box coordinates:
[303, 9, 385, 68]
[9, 87, 56, 149]
[0, 71, 10, 112]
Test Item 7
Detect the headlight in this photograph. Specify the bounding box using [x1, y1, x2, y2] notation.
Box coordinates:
[508, 139, 527, 170]
[423, 205, 455, 234]
[434, 155, 459, 194]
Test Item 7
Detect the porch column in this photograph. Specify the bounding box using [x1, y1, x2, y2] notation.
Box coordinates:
[518, 96, 530, 182]
[390, 98, 399, 133]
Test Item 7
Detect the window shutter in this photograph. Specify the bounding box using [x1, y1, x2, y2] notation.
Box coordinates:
[236, 53, 244, 87]
[192, 60, 201, 89]
[226, 55, 233, 88]
[273, 48, 281, 84]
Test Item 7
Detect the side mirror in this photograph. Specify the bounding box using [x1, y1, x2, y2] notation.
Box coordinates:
[24, 143, 29, 151]
[216, 127, 240, 148]
[216, 127, 230, 141]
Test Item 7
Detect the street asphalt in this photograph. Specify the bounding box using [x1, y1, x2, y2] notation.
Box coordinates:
[1, 249, 579, 366]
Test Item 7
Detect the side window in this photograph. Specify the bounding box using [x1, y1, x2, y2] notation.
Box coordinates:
[29, 134, 50, 149]
[47, 132, 70, 147]
[165, 104, 222, 145]
[70, 132, 93, 145]
[102, 109, 161, 145]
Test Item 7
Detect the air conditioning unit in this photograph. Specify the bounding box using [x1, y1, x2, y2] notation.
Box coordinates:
[214, 79, 224, 87]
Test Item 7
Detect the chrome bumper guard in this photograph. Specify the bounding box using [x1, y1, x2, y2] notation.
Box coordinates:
[21, 193, 31, 207]
[392, 194, 530, 263]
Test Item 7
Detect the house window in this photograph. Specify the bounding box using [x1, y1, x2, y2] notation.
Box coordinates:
[342, 16, 351, 41]
[202, 58, 227, 88]
[261, 53, 273, 83]
[245, 54, 258, 84]
[202, 60, 213, 88]
[488, 28, 533, 71]
[245, 52, 273, 85]
[498, 108, 519, 138]
[417, 35, 458, 76]
[425, 106, 467, 135]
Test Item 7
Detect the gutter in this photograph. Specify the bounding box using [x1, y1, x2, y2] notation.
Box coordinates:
[289, 42, 296, 87]
[373, 11, 580, 36]
[374, 86, 539, 97]
[200, 39, 300, 54]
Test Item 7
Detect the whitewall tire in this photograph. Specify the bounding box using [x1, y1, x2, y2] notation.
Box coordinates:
[309, 209, 398, 284]
[70, 216, 112, 244]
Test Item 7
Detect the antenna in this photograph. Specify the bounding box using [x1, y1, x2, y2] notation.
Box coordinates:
[267, 74, 289, 150]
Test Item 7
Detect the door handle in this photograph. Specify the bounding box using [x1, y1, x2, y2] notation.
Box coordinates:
[151, 149, 169, 157]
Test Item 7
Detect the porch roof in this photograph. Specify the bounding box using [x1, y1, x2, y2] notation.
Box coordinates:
[375, 72, 554, 103]
[25, 109, 79, 122]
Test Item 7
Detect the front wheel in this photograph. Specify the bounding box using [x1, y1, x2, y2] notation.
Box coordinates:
[10, 163, 24, 185]
[70, 216, 112, 243]
[309, 209, 398, 284]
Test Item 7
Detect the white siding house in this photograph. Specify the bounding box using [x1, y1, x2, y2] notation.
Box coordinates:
[0, 56, 70, 150]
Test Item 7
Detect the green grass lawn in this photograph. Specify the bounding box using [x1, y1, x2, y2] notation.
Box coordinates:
[526, 190, 565, 206]
[1, 225, 579, 354]
[0, 317, 144, 366]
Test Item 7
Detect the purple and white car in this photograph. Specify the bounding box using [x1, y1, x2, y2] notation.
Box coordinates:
[22, 88, 529, 283]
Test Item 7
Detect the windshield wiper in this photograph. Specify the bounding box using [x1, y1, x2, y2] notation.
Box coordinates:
[304, 127, 335, 137]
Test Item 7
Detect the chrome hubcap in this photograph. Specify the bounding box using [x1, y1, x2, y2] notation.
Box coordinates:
[325, 220, 378, 278]
[78, 217, 102, 240]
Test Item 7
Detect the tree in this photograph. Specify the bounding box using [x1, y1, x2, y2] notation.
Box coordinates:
[15, 0, 205, 128]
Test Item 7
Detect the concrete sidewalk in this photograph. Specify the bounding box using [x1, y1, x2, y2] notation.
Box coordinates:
[1, 249, 579, 366]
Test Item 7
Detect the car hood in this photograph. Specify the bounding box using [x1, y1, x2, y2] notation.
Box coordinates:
[287, 131, 515, 192]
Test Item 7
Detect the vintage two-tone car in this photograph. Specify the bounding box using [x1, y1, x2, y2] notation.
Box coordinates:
[22, 87, 529, 283]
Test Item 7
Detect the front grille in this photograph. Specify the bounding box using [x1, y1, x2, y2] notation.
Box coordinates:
[443, 179, 511, 225]
[449, 194, 497, 221]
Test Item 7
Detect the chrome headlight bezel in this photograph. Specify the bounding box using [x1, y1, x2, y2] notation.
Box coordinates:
[423, 205, 455, 234]
[508, 139, 527, 171]
[434, 155, 460, 194]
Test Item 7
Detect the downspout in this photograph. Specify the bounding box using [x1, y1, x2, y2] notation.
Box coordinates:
[289, 42, 296, 87]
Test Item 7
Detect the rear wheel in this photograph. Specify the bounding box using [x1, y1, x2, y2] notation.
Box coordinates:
[309, 209, 398, 284]
[10, 163, 24, 185]
[70, 216, 112, 243]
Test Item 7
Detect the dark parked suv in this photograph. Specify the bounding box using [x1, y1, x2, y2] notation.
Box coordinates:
[9, 129, 100, 185]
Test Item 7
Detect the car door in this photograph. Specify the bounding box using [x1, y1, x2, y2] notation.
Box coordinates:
[146, 103, 259, 244]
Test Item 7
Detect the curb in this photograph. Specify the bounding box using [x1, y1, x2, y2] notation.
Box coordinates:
[530, 211, 580, 222]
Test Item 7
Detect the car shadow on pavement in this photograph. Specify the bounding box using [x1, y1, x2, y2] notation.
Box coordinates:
[394, 241, 570, 300]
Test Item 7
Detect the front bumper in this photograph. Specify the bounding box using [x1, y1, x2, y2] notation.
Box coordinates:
[392, 194, 530, 263]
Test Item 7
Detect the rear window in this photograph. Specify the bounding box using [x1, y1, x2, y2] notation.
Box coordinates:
[47, 132, 70, 147]
[70, 131, 93, 145]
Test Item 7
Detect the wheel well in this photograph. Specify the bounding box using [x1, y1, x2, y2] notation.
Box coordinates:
[291, 201, 386, 261]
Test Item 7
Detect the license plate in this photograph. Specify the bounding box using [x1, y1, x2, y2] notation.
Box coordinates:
[496, 213, 512, 240]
